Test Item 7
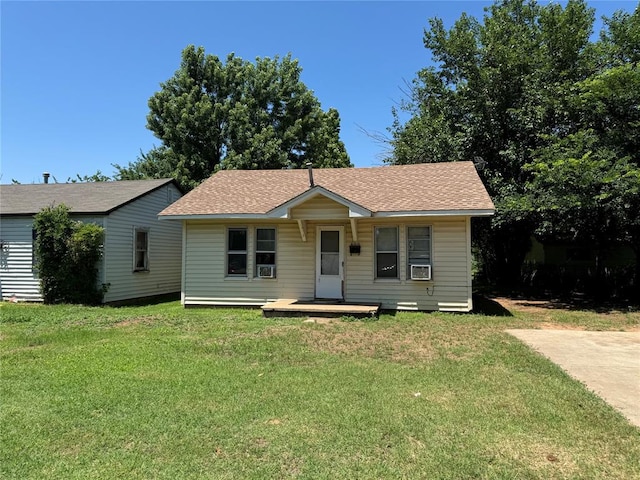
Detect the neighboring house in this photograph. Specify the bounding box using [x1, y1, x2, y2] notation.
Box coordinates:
[0, 179, 183, 303]
[525, 237, 636, 269]
[159, 162, 494, 312]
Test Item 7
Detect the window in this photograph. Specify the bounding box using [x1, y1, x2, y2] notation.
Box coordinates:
[255, 228, 276, 277]
[375, 226, 398, 278]
[227, 228, 247, 276]
[407, 226, 432, 279]
[134, 228, 149, 272]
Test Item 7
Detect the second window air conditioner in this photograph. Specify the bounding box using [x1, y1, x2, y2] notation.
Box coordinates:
[257, 265, 275, 278]
[410, 264, 432, 281]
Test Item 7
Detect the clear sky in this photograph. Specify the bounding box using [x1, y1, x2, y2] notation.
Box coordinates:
[1, 1, 635, 184]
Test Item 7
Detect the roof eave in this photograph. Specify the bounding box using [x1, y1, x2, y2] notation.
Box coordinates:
[374, 209, 495, 217]
[158, 208, 496, 221]
[158, 213, 271, 221]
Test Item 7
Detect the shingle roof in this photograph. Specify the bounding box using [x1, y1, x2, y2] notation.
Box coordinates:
[160, 162, 494, 218]
[0, 179, 177, 216]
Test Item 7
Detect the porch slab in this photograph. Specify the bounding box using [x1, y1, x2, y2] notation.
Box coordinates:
[261, 299, 380, 318]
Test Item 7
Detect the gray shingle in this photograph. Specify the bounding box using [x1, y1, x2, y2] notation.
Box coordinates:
[0, 179, 176, 216]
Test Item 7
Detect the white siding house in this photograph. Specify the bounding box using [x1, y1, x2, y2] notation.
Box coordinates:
[160, 163, 495, 312]
[0, 179, 182, 303]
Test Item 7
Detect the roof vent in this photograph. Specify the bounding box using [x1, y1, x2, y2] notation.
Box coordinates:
[43, 172, 50, 184]
[306, 162, 314, 188]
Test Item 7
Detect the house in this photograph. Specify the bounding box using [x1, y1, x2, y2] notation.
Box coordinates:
[0, 179, 183, 304]
[159, 162, 494, 312]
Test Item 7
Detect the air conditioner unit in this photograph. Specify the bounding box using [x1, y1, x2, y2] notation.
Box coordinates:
[410, 264, 432, 281]
[257, 265, 275, 278]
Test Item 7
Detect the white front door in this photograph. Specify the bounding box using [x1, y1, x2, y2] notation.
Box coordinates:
[316, 226, 344, 299]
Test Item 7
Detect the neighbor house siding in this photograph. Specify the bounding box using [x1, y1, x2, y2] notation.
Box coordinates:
[102, 184, 182, 303]
[0, 216, 105, 302]
[182, 215, 473, 311]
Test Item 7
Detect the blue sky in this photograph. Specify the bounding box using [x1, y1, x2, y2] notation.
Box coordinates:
[1, 1, 635, 184]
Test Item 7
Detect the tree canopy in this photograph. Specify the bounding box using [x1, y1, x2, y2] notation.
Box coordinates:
[116, 46, 351, 190]
[388, 0, 639, 294]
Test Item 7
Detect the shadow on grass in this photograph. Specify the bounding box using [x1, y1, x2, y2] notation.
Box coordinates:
[475, 285, 639, 314]
[472, 293, 513, 317]
[108, 292, 180, 308]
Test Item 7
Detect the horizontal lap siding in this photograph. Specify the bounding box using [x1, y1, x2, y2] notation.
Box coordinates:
[183, 215, 473, 311]
[290, 196, 349, 219]
[0, 216, 105, 301]
[184, 220, 315, 305]
[0, 217, 40, 300]
[103, 185, 182, 303]
[344, 217, 472, 311]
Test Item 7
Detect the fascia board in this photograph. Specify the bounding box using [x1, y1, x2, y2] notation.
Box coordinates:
[373, 209, 495, 217]
[158, 213, 270, 221]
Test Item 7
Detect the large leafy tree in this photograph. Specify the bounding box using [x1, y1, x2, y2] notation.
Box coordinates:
[116, 46, 350, 190]
[388, 0, 638, 290]
[525, 7, 640, 295]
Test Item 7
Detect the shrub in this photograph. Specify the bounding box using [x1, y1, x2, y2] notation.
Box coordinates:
[33, 204, 105, 304]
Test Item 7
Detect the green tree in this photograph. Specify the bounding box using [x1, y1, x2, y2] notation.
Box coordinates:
[523, 6, 640, 297]
[33, 205, 105, 304]
[387, 0, 638, 288]
[116, 46, 351, 190]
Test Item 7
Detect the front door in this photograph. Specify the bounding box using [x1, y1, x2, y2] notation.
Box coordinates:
[316, 226, 344, 299]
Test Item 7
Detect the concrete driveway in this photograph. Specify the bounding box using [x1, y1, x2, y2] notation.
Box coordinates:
[506, 330, 640, 428]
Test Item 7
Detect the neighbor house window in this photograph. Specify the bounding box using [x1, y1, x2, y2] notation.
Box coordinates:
[375, 226, 398, 278]
[227, 228, 247, 276]
[134, 227, 149, 272]
[255, 228, 276, 278]
[407, 226, 432, 279]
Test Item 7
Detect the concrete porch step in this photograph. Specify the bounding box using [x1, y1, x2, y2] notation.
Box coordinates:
[261, 299, 380, 318]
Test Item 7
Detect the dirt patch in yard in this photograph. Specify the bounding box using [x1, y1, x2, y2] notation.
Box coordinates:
[299, 321, 488, 364]
[489, 296, 640, 331]
[113, 315, 162, 328]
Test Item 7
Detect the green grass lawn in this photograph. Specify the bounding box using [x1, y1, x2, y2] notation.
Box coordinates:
[1, 300, 638, 479]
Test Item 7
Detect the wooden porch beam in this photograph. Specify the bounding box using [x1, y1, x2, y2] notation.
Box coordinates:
[297, 219, 307, 242]
[350, 218, 358, 243]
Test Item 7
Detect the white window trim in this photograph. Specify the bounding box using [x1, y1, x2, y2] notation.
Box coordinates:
[255, 227, 277, 279]
[406, 225, 433, 280]
[374, 225, 399, 280]
[226, 227, 248, 277]
[133, 226, 150, 273]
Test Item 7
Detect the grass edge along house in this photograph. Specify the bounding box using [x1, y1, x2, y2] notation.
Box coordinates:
[159, 162, 494, 312]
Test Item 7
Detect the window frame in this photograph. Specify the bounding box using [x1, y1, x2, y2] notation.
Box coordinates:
[255, 227, 277, 279]
[406, 225, 432, 280]
[374, 225, 399, 280]
[133, 227, 150, 273]
[226, 227, 248, 277]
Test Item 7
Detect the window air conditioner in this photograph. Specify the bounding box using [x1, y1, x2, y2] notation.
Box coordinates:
[257, 265, 275, 278]
[410, 264, 432, 281]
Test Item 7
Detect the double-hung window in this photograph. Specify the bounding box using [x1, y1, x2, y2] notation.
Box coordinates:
[375, 226, 398, 279]
[134, 227, 149, 272]
[407, 226, 432, 279]
[227, 228, 247, 276]
[255, 228, 276, 278]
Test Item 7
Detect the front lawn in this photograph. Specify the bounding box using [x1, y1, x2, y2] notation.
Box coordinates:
[1, 301, 638, 479]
